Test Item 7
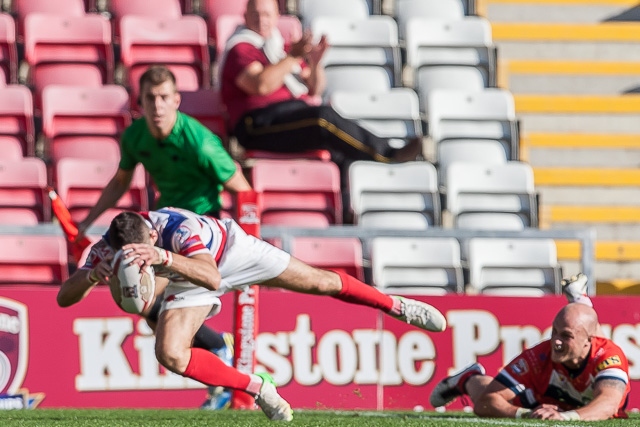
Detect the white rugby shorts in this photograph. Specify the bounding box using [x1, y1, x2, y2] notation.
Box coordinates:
[161, 218, 290, 316]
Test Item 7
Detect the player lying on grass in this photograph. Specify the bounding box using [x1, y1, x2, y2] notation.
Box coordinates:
[59, 207, 447, 421]
[430, 274, 630, 421]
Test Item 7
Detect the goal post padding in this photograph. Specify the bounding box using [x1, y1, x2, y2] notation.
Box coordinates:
[231, 190, 261, 409]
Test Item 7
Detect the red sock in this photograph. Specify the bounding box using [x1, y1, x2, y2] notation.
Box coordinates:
[331, 270, 400, 315]
[184, 348, 260, 393]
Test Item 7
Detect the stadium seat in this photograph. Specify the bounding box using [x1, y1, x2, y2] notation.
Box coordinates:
[0, 209, 39, 225]
[330, 88, 422, 146]
[348, 161, 440, 228]
[0, 136, 24, 160]
[108, 0, 182, 39]
[42, 85, 131, 164]
[0, 157, 49, 222]
[120, 15, 210, 109]
[0, 13, 17, 84]
[427, 88, 519, 161]
[436, 139, 508, 190]
[0, 85, 35, 156]
[200, 0, 247, 45]
[415, 67, 487, 114]
[467, 237, 562, 296]
[298, 0, 369, 29]
[251, 159, 342, 225]
[289, 237, 365, 281]
[323, 67, 392, 102]
[394, 0, 464, 41]
[0, 234, 69, 284]
[178, 88, 228, 143]
[371, 236, 464, 295]
[405, 17, 497, 98]
[23, 13, 113, 108]
[446, 161, 538, 229]
[55, 159, 148, 225]
[244, 149, 332, 162]
[311, 16, 401, 89]
[11, 0, 85, 40]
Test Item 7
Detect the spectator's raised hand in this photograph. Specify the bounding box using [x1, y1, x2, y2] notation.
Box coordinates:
[307, 35, 329, 66]
[289, 31, 313, 59]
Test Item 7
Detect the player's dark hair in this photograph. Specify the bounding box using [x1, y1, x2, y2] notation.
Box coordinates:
[108, 212, 149, 250]
[139, 65, 176, 89]
[137, 65, 177, 104]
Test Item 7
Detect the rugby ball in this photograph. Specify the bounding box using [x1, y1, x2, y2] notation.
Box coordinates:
[110, 249, 156, 314]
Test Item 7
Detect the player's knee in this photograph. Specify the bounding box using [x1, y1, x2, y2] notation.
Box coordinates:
[155, 341, 189, 374]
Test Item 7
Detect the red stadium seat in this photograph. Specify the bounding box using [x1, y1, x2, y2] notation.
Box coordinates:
[11, 0, 85, 40]
[0, 85, 35, 156]
[0, 234, 69, 284]
[290, 237, 365, 281]
[178, 88, 228, 142]
[55, 159, 148, 226]
[201, 0, 247, 44]
[251, 159, 342, 225]
[0, 136, 24, 160]
[24, 14, 113, 108]
[0, 209, 39, 225]
[120, 15, 210, 110]
[108, 0, 182, 39]
[42, 85, 130, 164]
[0, 157, 49, 222]
[0, 13, 17, 84]
[244, 149, 332, 162]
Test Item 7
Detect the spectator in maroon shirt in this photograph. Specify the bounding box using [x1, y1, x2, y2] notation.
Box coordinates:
[220, 0, 421, 179]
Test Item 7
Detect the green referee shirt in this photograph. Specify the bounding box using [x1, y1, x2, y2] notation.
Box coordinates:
[119, 112, 236, 214]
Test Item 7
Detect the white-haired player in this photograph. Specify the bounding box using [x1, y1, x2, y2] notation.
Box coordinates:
[429, 274, 630, 421]
[60, 207, 447, 421]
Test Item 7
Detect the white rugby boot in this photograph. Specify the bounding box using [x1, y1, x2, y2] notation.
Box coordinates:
[391, 296, 447, 332]
[561, 273, 589, 303]
[254, 372, 293, 421]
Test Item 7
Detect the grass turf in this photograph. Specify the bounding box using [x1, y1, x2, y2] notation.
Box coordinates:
[0, 409, 637, 426]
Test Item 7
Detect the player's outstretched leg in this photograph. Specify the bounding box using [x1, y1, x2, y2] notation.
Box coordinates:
[430, 363, 486, 408]
[254, 372, 293, 421]
[561, 273, 592, 307]
[331, 270, 447, 332]
[263, 262, 447, 332]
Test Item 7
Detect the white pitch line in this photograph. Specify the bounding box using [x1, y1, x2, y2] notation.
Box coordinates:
[318, 410, 582, 427]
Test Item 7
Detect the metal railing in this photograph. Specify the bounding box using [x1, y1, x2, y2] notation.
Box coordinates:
[0, 224, 596, 294]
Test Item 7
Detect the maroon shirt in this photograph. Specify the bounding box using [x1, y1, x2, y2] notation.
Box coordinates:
[221, 42, 310, 127]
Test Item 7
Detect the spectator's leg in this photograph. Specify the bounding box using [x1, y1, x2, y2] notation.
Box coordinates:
[234, 101, 397, 162]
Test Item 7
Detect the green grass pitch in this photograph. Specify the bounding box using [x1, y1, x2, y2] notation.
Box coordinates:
[0, 409, 638, 426]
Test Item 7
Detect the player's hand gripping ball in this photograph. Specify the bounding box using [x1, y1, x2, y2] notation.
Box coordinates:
[110, 249, 156, 314]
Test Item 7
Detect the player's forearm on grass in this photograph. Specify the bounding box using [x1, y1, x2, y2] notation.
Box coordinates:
[574, 379, 625, 421]
[473, 393, 520, 418]
[57, 269, 98, 307]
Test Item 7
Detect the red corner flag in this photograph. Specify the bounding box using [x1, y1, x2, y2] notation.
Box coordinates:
[47, 187, 92, 263]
